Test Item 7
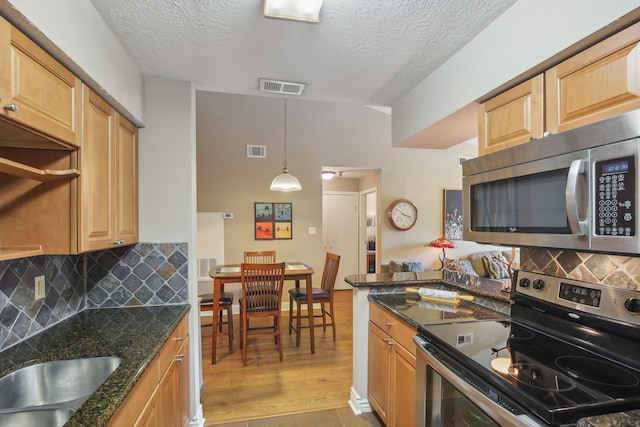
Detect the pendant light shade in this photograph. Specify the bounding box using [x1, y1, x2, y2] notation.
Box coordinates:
[270, 99, 302, 192]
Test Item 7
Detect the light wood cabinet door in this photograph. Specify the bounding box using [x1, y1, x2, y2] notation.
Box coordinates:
[546, 21, 640, 134]
[134, 387, 160, 427]
[160, 333, 190, 427]
[390, 341, 416, 427]
[79, 86, 116, 252]
[368, 303, 417, 427]
[115, 115, 138, 245]
[0, 17, 81, 146]
[368, 322, 390, 425]
[478, 75, 545, 156]
[79, 86, 138, 252]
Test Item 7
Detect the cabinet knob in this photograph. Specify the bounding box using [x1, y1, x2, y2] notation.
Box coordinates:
[176, 354, 185, 362]
[383, 338, 393, 346]
[385, 322, 393, 327]
[4, 103, 19, 113]
[174, 336, 184, 342]
[113, 239, 125, 246]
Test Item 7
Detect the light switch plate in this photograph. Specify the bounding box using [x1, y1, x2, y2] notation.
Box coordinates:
[34, 275, 46, 300]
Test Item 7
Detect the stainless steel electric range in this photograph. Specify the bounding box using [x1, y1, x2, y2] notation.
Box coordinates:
[414, 270, 640, 426]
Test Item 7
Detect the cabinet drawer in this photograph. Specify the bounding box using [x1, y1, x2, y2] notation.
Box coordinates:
[369, 303, 416, 356]
[158, 316, 189, 375]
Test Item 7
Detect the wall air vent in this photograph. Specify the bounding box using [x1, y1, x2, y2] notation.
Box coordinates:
[259, 78, 306, 95]
[198, 258, 217, 280]
[247, 145, 266, 158]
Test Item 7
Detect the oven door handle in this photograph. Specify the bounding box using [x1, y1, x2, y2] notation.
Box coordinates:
[566, 159, 588, 236]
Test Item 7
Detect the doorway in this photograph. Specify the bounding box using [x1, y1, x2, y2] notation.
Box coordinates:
[322, 191, 358, 290]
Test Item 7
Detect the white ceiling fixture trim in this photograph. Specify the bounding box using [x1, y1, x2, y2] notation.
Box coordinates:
[264, 0, 324, 23]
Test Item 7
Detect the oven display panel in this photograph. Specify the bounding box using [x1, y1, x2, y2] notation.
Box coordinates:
[559, 282, 601, 307]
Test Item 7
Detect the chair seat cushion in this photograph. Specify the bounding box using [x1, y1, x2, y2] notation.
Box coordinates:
[200, 292, 234, 307]
[288, 287, 329, 301]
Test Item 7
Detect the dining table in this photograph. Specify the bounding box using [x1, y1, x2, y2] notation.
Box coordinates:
[208, 262, 315, 364]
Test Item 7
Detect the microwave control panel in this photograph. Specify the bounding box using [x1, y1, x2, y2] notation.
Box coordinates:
[595, 155, 635, 236]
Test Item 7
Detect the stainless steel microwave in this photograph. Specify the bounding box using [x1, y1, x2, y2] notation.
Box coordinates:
[463, 109, 640, 255]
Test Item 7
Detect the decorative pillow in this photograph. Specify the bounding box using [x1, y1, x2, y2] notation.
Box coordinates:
[388, 260, 404, 273]
[444, 259, 478, 276]
[402, 262, 424, 272]
[482, 255, 510, 279]
[467, 251, 508, 277]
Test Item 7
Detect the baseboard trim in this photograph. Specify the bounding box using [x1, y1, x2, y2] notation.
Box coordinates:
[348, 386, 372, 415]
[189, 403, 205, 427]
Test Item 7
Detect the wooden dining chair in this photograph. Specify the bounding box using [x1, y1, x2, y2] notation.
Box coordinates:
[244, 250, 276, 263]
[288, 252, 340, 346]
[239, 262, 286, 366]
[199, 291, 234, 355]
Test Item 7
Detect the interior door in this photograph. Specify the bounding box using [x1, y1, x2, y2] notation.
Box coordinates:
[323, 192, 358, 290]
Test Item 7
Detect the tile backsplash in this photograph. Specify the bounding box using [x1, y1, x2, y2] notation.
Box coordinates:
[520, 248, 640, 290]
[0, 242, 189, 351]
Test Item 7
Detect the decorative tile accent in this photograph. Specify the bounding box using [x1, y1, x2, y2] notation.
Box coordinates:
[0, 242, 189, 352]
[520, 248, 640, 291]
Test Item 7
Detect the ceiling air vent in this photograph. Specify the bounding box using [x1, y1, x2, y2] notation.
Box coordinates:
[247, 145, 266, 158]
[259, 78, 306, 95]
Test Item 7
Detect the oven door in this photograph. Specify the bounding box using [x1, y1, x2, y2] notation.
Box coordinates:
[414, 336, 543, 427]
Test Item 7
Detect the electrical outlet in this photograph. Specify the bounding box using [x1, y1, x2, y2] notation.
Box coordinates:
[34, 275, 46, 300]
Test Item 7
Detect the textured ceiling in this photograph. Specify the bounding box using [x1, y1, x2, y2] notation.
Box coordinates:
[88, 0, 516, 106]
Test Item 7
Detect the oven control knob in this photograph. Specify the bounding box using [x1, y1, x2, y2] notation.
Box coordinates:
[624, 298, 640, 313]
[532, 279, 545, 290]
[519, 278, 530, 289]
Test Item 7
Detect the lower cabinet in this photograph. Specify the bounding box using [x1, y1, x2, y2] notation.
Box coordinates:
[368, 303, 416, 427]
[108, 316, 190, 427]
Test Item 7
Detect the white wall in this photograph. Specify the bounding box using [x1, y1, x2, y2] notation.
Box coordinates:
[140, 78, 201, 421]
[392, 0, 640, 147]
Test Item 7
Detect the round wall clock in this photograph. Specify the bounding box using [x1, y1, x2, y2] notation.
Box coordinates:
[387, 199, 418, 231]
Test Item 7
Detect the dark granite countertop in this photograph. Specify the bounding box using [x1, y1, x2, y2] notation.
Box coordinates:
[368, 289, 508, 330]
[577, 410, 640, 427]
[0, 304, 190, 427]
[344, 270, 445, 288]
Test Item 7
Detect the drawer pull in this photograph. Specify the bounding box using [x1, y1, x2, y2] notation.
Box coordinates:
[174, 336, 184, 341]
[176, 354, 185, 362]
[383, 338, 393, 346]
[385, 322, 393, 327]
[4, 103, 19, 113]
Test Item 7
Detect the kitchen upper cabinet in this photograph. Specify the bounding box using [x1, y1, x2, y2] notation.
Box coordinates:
[0, 16, 81, 147]
[115, 114, 139, 245]
[479, 21, 640, 155]
[478, 75, 544, 155]
[368, 303, 416, 427]
[546, 21, 640, 134]
[78, 86, 138, 252]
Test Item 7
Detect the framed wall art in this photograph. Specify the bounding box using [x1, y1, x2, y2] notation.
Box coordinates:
[254, 202, 292, 240]
[443, 189, 463, 240]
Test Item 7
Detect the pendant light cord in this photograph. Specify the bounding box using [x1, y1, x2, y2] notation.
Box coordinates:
[283, 99, 288, 170]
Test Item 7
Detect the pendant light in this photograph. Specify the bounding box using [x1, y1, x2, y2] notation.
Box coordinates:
[270, 99, 302, 192]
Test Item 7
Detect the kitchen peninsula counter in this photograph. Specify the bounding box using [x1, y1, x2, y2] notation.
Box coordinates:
[0, 304, 190, 427]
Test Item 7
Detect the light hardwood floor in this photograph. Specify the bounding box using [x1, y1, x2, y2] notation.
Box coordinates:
[200, 290, 383, 427]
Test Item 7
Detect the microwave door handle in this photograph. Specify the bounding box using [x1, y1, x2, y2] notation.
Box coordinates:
[566, 159, 588, 235]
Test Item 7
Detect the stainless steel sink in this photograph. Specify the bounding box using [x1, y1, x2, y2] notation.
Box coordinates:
[0, 356, 122, 411]
[0, 407, 74, 427]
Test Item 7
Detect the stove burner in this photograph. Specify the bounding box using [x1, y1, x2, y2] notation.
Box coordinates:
[556, 356, 640, 388]
[508, 363, 576, 392]
[509, 327, 534, 340]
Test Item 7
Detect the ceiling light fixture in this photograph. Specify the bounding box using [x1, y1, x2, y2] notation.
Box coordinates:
[322, 171, 336, 180]
[270, 99, 302, 192]
[264, 0, 324, 23]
